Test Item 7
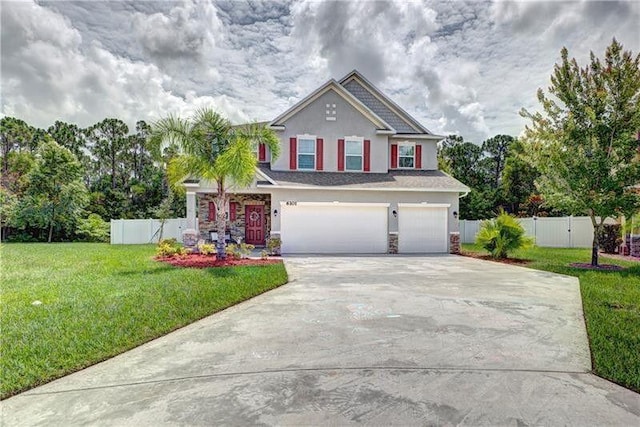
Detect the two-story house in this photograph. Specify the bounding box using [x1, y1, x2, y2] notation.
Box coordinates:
[184, 70, 469, 254]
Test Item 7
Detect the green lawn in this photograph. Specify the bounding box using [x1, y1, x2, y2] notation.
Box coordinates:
[462, 244, 640, 392]
[0, 243, 288, 399]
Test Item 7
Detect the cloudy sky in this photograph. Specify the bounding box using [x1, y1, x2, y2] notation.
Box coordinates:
[2, 0, 639, 143]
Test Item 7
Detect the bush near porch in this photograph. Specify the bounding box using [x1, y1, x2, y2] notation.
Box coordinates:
[0, 243, 288, 399]
[462, 244, 640, 393]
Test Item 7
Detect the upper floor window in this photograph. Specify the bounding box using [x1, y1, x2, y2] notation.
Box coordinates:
[297, 136, 316, 170]
[345, 137, 363, 171]
[398, 142, 415, 168]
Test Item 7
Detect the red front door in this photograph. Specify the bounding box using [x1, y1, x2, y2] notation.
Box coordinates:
[245, 205, 265, 245]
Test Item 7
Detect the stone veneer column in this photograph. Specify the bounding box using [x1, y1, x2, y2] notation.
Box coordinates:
[183, 183, 200, 248]
[388, 232, 398, 254]
[449, 232, 460, 254]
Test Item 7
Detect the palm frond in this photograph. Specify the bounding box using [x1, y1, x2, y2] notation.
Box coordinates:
[214, 137, 256, 188]
[149, 115, 193, 158]
[237, 122, 281, 160]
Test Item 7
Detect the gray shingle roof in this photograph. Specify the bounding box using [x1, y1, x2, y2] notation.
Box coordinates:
[258, 164, 469, 191]
[342, 79, 418, 134]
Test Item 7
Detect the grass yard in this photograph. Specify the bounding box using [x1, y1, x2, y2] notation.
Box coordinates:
[0, 243, 288, 399]
[462, 244, 640, 393]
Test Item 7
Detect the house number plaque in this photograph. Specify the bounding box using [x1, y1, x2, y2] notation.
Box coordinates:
[285, 201, 297, 206]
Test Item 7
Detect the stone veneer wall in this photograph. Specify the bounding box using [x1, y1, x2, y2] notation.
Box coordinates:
[449, 232, 460, 254]
[197, 193, 271, 244]
[627, 235, 640, 257]
[388, 233, 398, 254]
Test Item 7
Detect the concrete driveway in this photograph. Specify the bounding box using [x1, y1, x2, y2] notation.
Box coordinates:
[2, 256, 639, 425]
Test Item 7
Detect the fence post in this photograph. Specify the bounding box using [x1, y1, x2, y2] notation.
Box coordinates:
[568, 216, 573, 248]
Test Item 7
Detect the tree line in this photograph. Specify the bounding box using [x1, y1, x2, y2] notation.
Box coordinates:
[437, 133, 552, 220]
[0, 117, 185, 242]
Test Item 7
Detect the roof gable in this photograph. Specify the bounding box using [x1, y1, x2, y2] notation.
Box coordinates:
[339, 70, 431, 135]
[270, 79, 394, 131]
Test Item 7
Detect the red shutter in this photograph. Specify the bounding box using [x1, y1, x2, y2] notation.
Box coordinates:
[363, 139, 371, 172]
[391, 144, 398, 169]
[337, 139, 345, 171]
[229, 202, 237, 221]
[258, 143, 266, 162]
[316, 138, 323, 171]
[415, 144, 422, 169]
[289, 137, 297, 169]
[208, 201, 216, 221]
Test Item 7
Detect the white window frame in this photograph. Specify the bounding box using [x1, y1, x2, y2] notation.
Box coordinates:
[398, 141, 415, 169]
[297, 134, 316, 171]
[344, 136, 364, 172]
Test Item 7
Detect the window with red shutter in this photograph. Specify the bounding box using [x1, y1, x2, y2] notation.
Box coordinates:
[208, 201, 216, 221]
[390, 144, 398, 169]
[316, 138, 323, 170]
[229, 202, 237, 221]
[289, 137, 297, 169]
[258, 144, 266, 162]
[363, 139, 370, 172]
[415, 144, 422, 169]
[337, 139, 345, 171]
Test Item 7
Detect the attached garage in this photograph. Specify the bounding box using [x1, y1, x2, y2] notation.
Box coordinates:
[398, 203, 450, 253]
[280, 202, 389, 254]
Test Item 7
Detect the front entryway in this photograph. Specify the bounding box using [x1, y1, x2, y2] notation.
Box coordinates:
[244, 205, 265, 246]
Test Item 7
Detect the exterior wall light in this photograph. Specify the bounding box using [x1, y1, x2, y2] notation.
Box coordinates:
[392, 210, 397, 218]
[453, 211, 458, 219]
[273, 209, 278, 217]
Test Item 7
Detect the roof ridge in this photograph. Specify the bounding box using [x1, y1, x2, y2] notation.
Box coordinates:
[338, 70, 432, 135]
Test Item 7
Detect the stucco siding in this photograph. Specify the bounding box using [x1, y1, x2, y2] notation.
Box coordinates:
[268, 188, 460, 234]
[271, 89, 388, 173]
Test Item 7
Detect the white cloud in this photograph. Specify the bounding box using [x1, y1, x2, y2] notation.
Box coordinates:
[0, 0, 246, 130]
[1, 0, 638, 143]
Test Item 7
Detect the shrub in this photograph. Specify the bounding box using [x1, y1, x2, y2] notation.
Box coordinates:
[476, 210, 533, 258]
[226, 243, 255, 259]
[260, 250, 269, 260]
[156, 238, 186, 257]
[598, 224, 622, 254]
[76, 214, 110, 242]
[267, 237, 281, 255]
[197, 242, 215, 256]
[225, 244, 240, 259]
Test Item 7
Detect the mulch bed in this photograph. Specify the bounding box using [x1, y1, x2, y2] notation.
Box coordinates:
[569, 263, 625, 271]
[461, 251, 627, 271]
[156, 254, 282, 269]
[460, 251, 531, 265]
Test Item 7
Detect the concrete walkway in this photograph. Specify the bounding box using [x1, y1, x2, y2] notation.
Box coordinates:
[2, 256, 639, 425]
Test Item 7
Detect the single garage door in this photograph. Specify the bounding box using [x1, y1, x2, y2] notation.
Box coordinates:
[280, 202, 389, 254]
[398, 203, 450, 253]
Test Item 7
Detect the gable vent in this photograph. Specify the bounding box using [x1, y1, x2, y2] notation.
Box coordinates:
[325, 103, 336, 121]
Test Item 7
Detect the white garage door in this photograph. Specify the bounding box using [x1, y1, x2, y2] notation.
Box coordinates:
[280, 202, 389, 254]
[398, 203, 450, 253]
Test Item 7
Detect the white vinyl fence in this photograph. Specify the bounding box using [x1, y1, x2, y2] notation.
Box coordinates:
[110, 218, 188, 244]
[460, 216, 615, 248]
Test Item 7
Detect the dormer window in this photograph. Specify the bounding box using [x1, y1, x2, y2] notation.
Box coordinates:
[297, 136, 316, 170]
[398, 142, 415, 168]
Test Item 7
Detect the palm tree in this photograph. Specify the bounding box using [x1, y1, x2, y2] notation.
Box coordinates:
[151, 108, 280, 258]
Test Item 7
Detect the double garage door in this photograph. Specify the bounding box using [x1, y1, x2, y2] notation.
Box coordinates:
[280, 202, 449, 254]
